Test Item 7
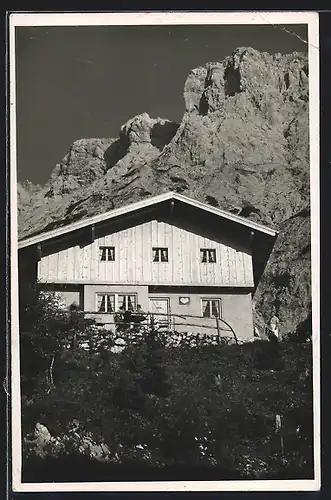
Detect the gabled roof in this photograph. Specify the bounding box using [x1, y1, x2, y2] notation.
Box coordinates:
[18, 191, 277, 249]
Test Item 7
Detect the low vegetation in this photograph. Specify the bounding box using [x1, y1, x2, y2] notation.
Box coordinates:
[20, 291, 313, 482]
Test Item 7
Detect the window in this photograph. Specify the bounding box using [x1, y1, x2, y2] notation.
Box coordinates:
[202, 299, 221, 318]
[99, 246, 115, 261]
[96, 293, 137, 312]
[97, 294, 115, 313]
[118, 294, 137, 311]
[200, 248, 216, 263]
[152, 247, 168, 262]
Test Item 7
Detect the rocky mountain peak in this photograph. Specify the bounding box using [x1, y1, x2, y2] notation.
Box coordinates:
[184, 47, 308, 116]
[119, 112, 179, 150]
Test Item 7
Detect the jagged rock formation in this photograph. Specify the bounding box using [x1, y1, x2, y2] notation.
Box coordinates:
[17, 47, 311, 336]
[45, 138, 115, 197]
[18, 180, 42, 214]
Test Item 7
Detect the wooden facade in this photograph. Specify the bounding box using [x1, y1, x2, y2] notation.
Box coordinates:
[37, 219, 254, 288]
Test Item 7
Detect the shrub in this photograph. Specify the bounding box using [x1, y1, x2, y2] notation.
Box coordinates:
[20, 291, 314, 481]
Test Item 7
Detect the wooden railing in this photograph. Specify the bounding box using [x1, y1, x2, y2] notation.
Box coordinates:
[81, 310, 238, 345]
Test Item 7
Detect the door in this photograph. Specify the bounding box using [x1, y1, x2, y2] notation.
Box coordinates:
[149, 298, 170, 329]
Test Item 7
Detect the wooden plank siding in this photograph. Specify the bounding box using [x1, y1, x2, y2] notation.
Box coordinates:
[37, 219, 254, 287]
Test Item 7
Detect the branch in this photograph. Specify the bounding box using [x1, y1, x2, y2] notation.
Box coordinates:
[46, 353, 55, 394]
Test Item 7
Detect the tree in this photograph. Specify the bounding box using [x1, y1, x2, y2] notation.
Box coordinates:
[20, 290, 74, 398]
[20, 292, 314, 481]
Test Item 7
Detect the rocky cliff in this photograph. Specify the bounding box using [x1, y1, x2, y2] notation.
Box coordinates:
[18, 47, 311, 336]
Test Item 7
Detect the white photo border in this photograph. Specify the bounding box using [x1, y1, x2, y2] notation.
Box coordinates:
[9, 10, 320, 493]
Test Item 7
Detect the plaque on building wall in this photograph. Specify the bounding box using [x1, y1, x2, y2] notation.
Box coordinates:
[179, 297, 190, 305]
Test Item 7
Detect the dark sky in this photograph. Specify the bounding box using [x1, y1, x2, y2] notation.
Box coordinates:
[15, 23, 308, 185]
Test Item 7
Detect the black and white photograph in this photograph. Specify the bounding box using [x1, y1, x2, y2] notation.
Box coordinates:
[9, 11, 320, 492]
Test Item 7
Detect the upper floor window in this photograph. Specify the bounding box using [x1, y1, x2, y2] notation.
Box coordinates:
[99, 246, 115, 261]
[153, 247, 168, 262]
[200, 248, 216, 263]
[202, 298, 221, 318]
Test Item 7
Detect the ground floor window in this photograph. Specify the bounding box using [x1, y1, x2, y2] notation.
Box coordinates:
[97, 294, 115, 313]
[118, 294, 137, 311]
[96, 293, 137, 313]
[202, 298, 221, 318]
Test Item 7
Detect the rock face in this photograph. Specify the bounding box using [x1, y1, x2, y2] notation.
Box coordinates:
[17, 47, 311, 336]
[254, 206, 311, 335]
[45, 138, 115, 197]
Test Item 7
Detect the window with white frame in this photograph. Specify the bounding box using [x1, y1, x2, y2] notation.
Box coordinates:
[118, 294, 137, 311]
[202, 298, 221, 318]
[99, 246, 115, 261]
[200, 248, 216, 263]
[152, 247, 168, 262]
[96, 293, 137, 312]
[97, 294, 115, 313]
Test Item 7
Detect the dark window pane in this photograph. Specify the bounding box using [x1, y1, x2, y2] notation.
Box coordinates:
[161, 249, 168, 262]
[98, 295, 106, 312]
[209, 250, 216, 263]
[202, 300, 210, 317]
[211, 300, 219, 317]
[153, 248, 159, 262]
[127, 296, 133, 310]
[119, 295, 126, 309]
[129, 295, 137, 310]
[107, 295, 115, 312]
[108, 247, 115, 261]
[100, 248, 107, 261]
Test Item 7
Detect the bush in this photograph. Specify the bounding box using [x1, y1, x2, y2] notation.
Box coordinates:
[20, 292, 314, 481]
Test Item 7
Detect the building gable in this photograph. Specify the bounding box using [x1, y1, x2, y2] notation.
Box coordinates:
[18, 192, 277, 288]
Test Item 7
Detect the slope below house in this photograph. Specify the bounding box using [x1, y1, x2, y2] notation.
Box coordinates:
[18, 192, 277, 341]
